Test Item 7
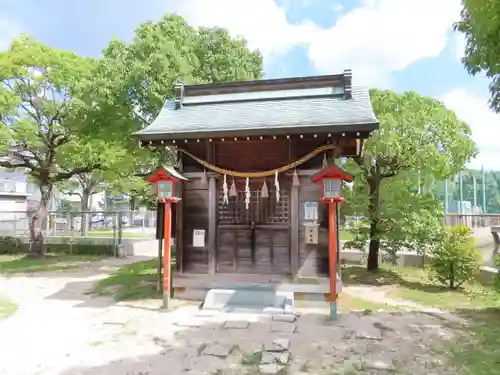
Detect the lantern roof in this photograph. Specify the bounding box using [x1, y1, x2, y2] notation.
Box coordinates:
[145, 165, 189, 183]
[311, 162, 353, 183]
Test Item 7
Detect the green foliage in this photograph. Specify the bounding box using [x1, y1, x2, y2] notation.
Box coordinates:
[455, 0, 500, 112]
[0, 236, 113, 256]
[494, 255, 500, 293]
[428, 225, 482, 289]
[0, 236, 23, 254]
[343, 89, 477, 270]
[93, 14, 264, 206]
[0, 36, 113, 254]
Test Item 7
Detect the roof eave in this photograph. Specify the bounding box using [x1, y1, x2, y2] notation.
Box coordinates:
[133, 121, 379, 142]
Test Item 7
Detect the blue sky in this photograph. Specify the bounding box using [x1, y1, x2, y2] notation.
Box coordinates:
[1, 0, 498, 170]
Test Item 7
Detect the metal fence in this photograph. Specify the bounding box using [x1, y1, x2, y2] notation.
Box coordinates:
[0, 210, 157, 255]
[444, 213, 500, 229]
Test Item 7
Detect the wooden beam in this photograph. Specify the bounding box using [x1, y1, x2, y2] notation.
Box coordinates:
[290, 184, 299, 275]
[208, 176, 217, 274]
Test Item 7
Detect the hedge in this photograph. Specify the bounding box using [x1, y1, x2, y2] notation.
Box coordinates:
[0, 236, 114, 256]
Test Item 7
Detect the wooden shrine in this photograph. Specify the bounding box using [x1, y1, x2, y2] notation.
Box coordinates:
[134, 70, 379, 279]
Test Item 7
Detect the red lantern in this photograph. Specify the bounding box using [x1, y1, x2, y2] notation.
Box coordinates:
[311, 163, 352, 203]
[311, 162, 352, 320]
[145, 166, 188, 309]
[146, 166, 188, 203]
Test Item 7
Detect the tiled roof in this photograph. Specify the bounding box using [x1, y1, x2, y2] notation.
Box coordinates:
[134, 76, 378, 141]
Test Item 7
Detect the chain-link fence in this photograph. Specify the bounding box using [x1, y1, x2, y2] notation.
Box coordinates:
[0, 210, 157, 256]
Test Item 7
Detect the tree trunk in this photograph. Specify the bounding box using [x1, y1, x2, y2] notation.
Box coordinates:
[367, 221, 380, 271]
[29, 186, 52, 257]
[367, 174, 381, 271]
[81, 189, 91, 236]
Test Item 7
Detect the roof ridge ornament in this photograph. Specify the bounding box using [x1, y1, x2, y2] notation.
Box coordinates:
[343, 69, 352, 99]
[174, 81, 184, 109]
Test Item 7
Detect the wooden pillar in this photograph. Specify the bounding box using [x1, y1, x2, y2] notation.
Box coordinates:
[208, 176, 217, 274]
[175, 186, 184, 273]
[290, 184, 299, 275]
[328, 201, 338, 321]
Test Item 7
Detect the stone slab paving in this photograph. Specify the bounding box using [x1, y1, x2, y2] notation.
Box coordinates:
[0, 267, 467, 375]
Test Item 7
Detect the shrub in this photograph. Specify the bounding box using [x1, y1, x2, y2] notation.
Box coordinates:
[0, 236, 114, 256]
[429, 225, 481, 289]
[0, 236, 24, 254]
[494, 255, 500, 293]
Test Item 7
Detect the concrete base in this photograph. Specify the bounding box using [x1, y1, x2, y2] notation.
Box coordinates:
[202, 288, 295, 314]
[329, 301, 337, 321]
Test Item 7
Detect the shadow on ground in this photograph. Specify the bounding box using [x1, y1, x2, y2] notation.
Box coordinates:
[341, 265, 451, 294]
[50, 308, 463, 375]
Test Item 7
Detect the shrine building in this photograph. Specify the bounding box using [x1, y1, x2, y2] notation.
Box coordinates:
[134, 70, 379, 280]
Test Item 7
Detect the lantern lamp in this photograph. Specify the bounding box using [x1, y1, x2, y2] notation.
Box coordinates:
[311, 162, 353, 203]
[146, 165, 188, 203]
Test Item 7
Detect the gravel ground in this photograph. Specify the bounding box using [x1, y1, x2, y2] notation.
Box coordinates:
[0, 257, 466, 375]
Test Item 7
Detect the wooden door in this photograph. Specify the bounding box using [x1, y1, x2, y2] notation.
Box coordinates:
[217, 183, 290, 274]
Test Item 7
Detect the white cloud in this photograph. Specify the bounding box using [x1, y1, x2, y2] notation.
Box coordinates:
[0, 17, 20, 50]
[440, 89, 500, 171]
[453, 32, 466, 60]
[165, 0, 463, 86]
[165, 0, 320, 60]
[307, 0, 462, 85]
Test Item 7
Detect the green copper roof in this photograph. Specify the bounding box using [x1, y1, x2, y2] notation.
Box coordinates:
[134, 85, 378, 141]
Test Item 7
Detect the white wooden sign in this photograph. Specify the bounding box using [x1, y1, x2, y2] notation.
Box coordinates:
[193, 229, 206, 248]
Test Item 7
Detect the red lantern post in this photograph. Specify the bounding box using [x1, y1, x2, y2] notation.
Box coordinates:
[312, 163, 353, 321]
[146, 166, 188, 309]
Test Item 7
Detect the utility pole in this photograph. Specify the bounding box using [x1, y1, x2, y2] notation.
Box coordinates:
[482, 166, 487, 213]
[459, 172, 464, 214]
[473, 174, 477, 212]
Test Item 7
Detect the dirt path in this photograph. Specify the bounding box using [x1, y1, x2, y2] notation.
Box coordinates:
[0, 258, 468, 375]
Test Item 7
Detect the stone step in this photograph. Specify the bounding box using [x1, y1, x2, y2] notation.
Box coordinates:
[202, 288, 295, 314]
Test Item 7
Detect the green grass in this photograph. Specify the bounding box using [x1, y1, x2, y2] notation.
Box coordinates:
[341, 264, 500, 311]
[0, 295, 17, 319]
[89, 259, 162, 301]
[0, 254, 106, 274]
[339, 230, 354, 241]
[342, 264, 500, 374]
[338, 292, 399, 313]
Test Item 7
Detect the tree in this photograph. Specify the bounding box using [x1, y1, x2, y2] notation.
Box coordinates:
[0, 36, 104, 256]
[455, 0, 500, 112]
[101, 14, 263, 124]
[343, 89, 477, 271]
[94, 14, 264, 204]
[56, 140, 133, 235]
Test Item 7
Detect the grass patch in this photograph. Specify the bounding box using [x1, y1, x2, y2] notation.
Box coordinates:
[339, 230, 354, 241]
[0, 295, 17, 319]
[448, 309, 500, 375]
[90, 259, 161, 301]
[338, 292, 399, 313]
[342, 264, 500, 375]
[0, 254, 106, 274]
[341, 265, 500, 311]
